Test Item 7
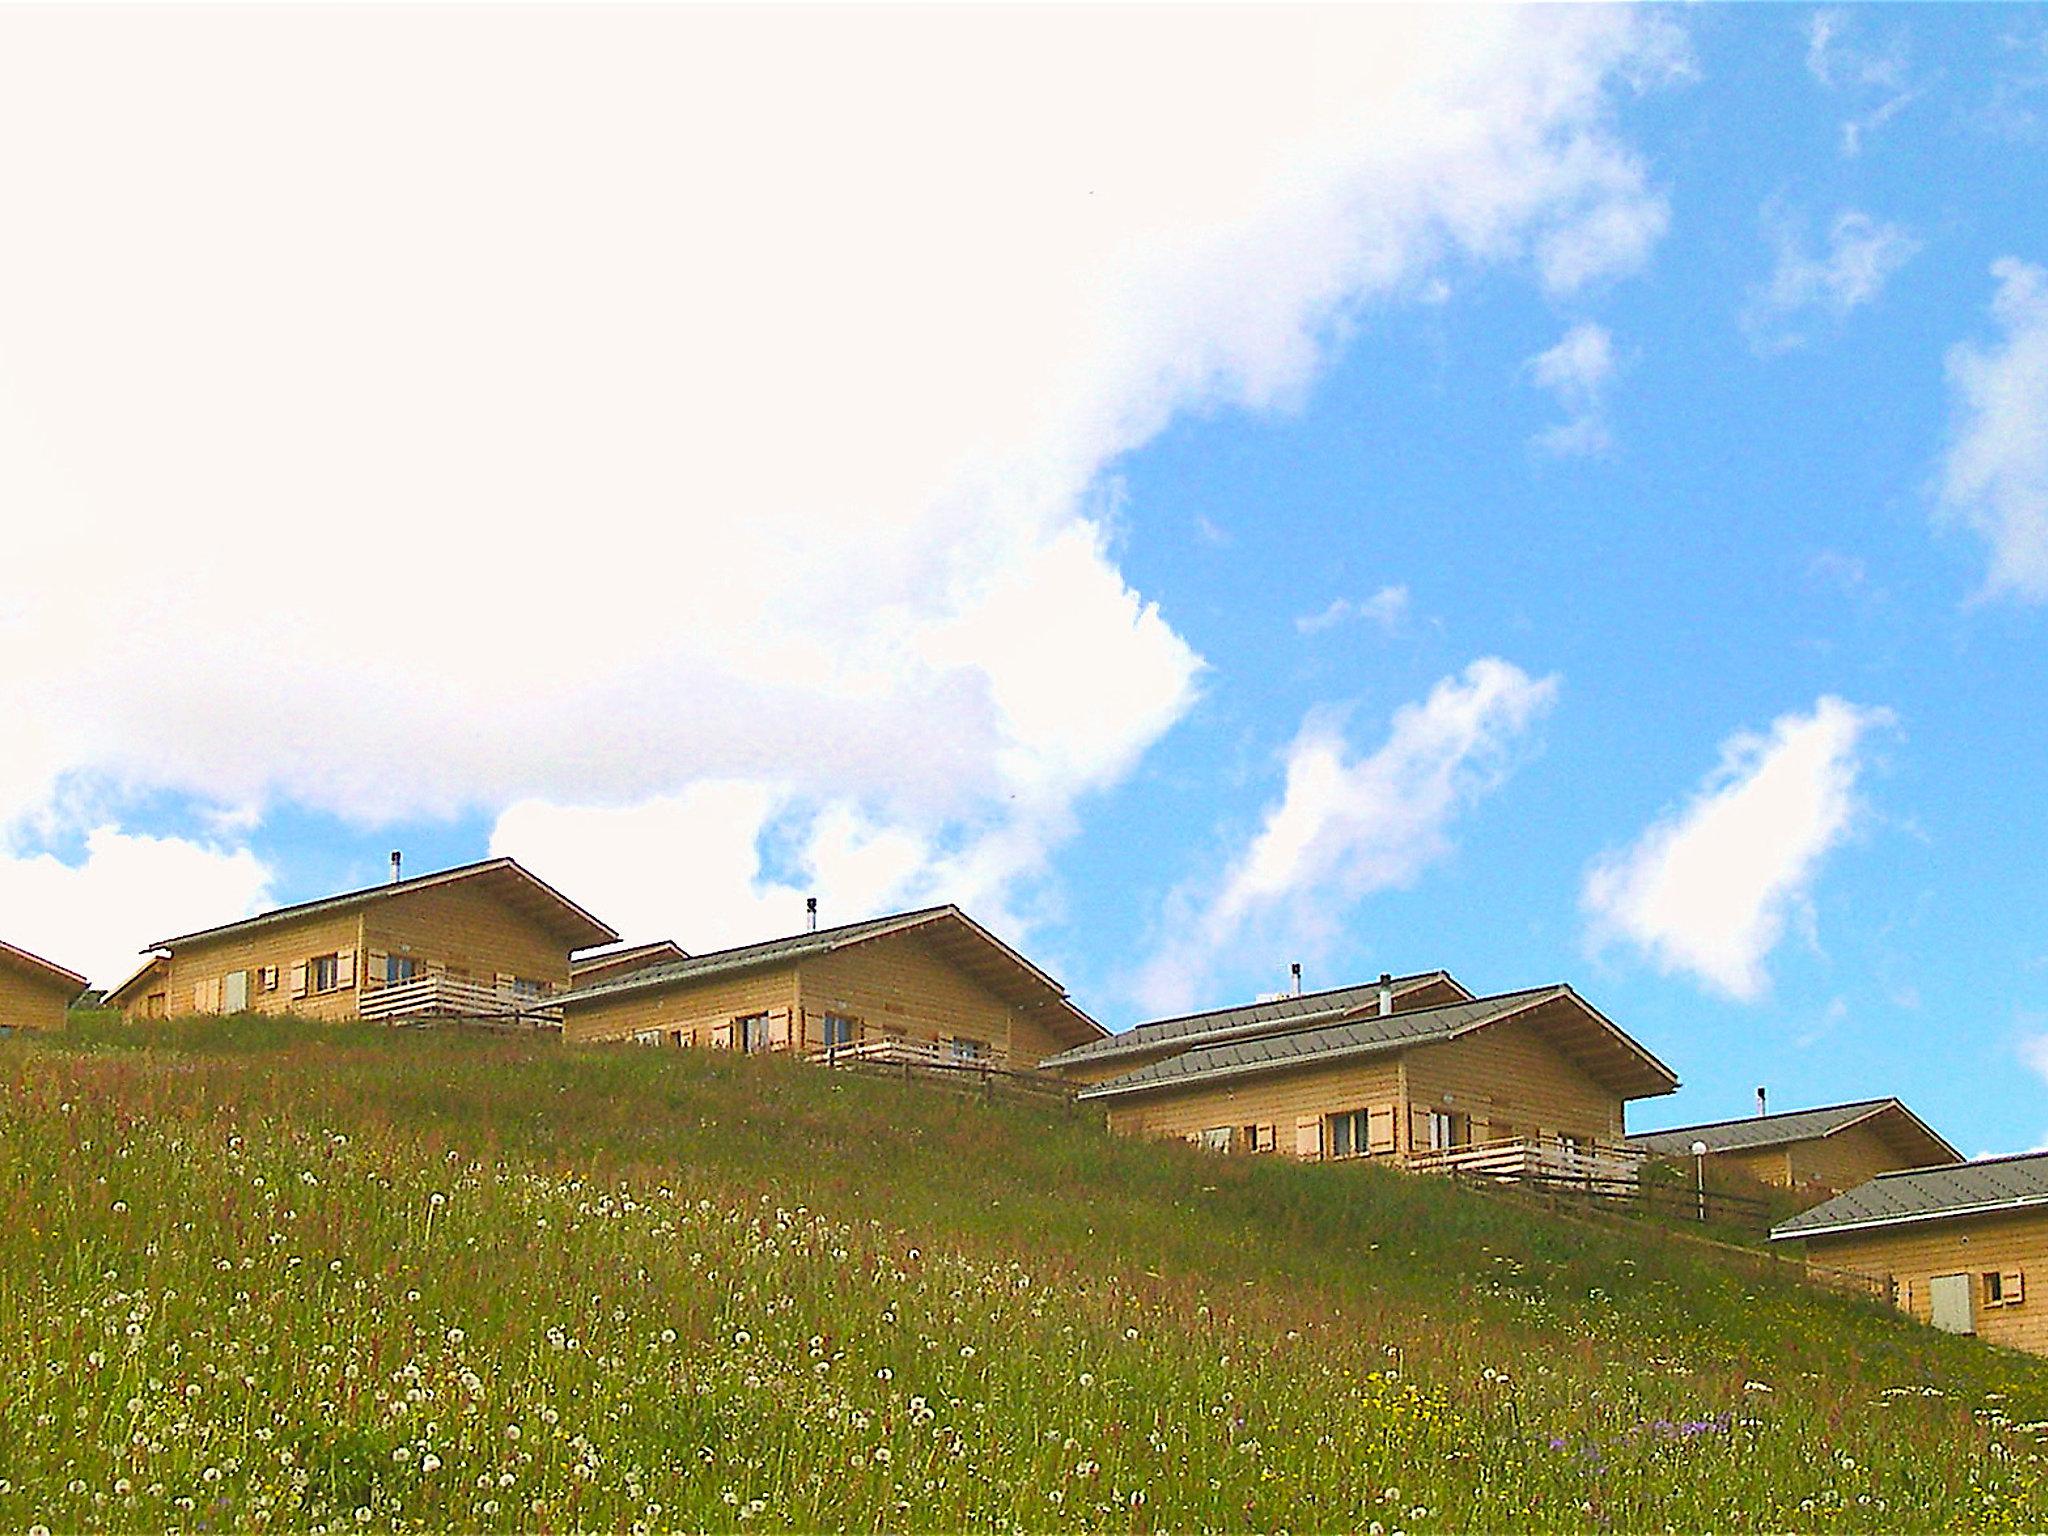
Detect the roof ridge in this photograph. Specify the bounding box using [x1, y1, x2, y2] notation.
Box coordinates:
[1165, 982, 1560, 1062]
[1872, 1146, 2048, 1180]
[1633, 1098, 1896, 1139]
[1122, 970, 1449, 1032]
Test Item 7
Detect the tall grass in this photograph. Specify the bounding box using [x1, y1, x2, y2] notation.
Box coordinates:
[0, 1017, 2042, 1531]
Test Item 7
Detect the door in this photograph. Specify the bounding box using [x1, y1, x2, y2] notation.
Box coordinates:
[1930, 1273, 1975, 1335]
[222, 970, 249, 1013]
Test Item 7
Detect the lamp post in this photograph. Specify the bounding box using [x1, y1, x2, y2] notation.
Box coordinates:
[1691, 1140, 1709, 1223]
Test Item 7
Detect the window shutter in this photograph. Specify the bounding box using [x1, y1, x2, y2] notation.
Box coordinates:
[194, 981, 209, 1013]
[1294, 1115, 1323, 1158]
[367, 951, 388, 986]
[2004, 1270, 2025, 1305]
[769, 1011, 791, 1047]
[712, 1022, 733, 1049]
[1410, 1106, 1433, 1151]
[495, 971, 515, 991]
[336, 949, 356, 987]
[289, 962, 308, 998]
[1368, 1105, 1397, 1154]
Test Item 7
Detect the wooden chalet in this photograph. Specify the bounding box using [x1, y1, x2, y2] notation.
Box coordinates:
[1075, 983, 1678, 1182]
[1041, 970, 1472, 1085]
[0, 939, 89, 1033]
[110, 858, 617, 1026]
[1628, 1099, 1960, 1207]
[557, 905, 1105, 1069]
[1773, 1153, 2048, 1354]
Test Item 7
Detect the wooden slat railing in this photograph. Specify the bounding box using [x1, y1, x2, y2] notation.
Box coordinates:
[1404, 1136, 1647, 1186]
[358, 976, 560, 1025]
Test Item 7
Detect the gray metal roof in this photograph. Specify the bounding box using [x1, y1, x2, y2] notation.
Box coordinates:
[1076, 986, 1570, 1101]
[1628, 1098, 1959, 1162]
[1039, 971, 1465, 1070]
[1772, 1151, 2048, 1242]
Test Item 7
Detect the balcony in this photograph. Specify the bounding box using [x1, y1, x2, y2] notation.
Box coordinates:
[1403, 1136, 1646, 1189]
[357, 976, 560, 1027]
[806, 1036, 1009, 1071]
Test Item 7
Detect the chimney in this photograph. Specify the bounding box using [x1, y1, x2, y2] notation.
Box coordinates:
[389, 850, 403, 885]
[1378, 971, 1394, 1017]
[805, 896, 818, 933]
[1289, 961, 1302, 997]
[1756, 1085, 1768, 1118]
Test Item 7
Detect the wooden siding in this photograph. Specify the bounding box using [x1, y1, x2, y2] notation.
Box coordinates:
[1803, 1209, 2048, 1357]
[1785, 1122, 1935, 1196]
[1720, 1146, 1797, 1189]
[1402, 1011, 1628, 1147]
[1103, 1057, 1407, 1155]
[361, 882, 571, 998]
[157, 910, 366, 1023]
[798, 933, 1035, 1061]
[0, 962, 73, 1031]
[563, 966, 799, 1046]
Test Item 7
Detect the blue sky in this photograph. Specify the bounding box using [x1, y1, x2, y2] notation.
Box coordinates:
[2, 8, 2046, 1153]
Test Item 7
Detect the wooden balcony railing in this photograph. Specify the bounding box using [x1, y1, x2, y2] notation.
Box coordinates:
[1403, 1136, 1646, 1187]
[358, 976, 560, 1026]
[806, 1036, 1008, 1071]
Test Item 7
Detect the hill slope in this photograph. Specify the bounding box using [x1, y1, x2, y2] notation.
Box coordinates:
[1, 1019, 2044, 1531]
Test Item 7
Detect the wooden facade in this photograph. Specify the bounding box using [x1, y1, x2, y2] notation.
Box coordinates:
[1631, 1100, 1959, 1209]
[0, 940, 88, 1032]
[1801, 1211, 2048, 1356]
[113, 859, 616, 1024]
[1083, 987, 1676, 1167]
[560, 906, 1103, 1068]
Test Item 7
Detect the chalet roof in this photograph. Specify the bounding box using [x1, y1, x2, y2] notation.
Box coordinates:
[147, 858, 619, 952]
[1628, 1098, 1961, 1165]
[1075, 984, 1679, 1103]
[103, 953, 169, 1009]
[0, 938, 89, 996]
[1039, 970, 1470, 1071]
[557, 905, 1106, 1050]
[1772, 1151, 2048, 1242]
[571, 939, 690, 982]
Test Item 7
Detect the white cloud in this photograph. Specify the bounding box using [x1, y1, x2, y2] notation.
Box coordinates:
[1583, 697, 1894, 1001]
[0, 9, 1676, 946]
[1744, 208, 1919, 353]
[2020, 1032, 2048, 1086]
[1136, 659, 1559, 1013]
[1296, 585, 1411, 636]
[0, 827, 272, 988]
[1805, 11, 1918, 155]
[1939, 258, 2048, 602]
[1526, 321, 1618, 457]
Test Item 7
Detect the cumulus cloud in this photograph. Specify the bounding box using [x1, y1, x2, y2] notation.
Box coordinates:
[1526, 321, 1618, 457]
[1296, 586, 1411, 636]
[0, 9, 1676, 946]
[1939, 258, 2048, 601]
[0, 828, 272, 987]
[1583, 697, 1894, 1001]
[1744, 208, 1919, 353]
[1136, 659, 1559, 1014]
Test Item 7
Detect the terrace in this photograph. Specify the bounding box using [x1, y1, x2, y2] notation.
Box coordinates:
[358, 975, 562, 1027]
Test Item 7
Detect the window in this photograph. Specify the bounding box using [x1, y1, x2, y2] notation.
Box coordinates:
[222, 970, 249, 1013]
[258, 966, 280, 993]
[310, 953, 340, 993]
[1327, 1109, 1371, 1158]
[1199, 1127, 1233, 1152]
[1426, 1110, 1468, 1152]
[1986, 1271, 2025, 1307]
[145, 992, 167, 1020]
[632, 1029, 663, 1047]
[510, 977, 546, 999]
[949, 1036, 987, 1062]
[820, 1013, 856, 1048]
[386, 954, 422, 984]
[736, 1013, 771, 1053]
[1242, 1124, 1277, 1154]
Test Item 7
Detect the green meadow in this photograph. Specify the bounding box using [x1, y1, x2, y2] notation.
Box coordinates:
[1, 1017, 2043, 1532]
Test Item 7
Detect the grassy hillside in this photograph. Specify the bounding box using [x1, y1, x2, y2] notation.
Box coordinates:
[2, 1019, 2044, 1532]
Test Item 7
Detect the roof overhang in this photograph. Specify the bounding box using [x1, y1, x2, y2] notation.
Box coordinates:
[104, 953, 170, 1009]
[149, 858, 619, 952]
[0, 939, 90, 997]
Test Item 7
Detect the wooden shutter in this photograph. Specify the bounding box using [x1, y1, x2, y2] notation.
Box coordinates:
[289, 962, 308, 998]
[366, 951, 388, 986]
[335, 949, 356, 988]
[1410, 1106, 1433, 1151]
[768, 1010, 791, 1048]
[1367, 1105, 1396, 1154]
[194, 981, 209, 1012]
[495, 971, 515, 991]
[1294, 1115, 1323, 1158]
[2004, 1270, 2025, 1305]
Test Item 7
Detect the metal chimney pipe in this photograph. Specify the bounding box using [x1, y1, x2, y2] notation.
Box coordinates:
[1378, 971, 1394, 1017]
[389, 850, 402, 885]
[1756, 1085, 1767, 1118]
[805, 897, 818, 933]
[1289, 961, 1302, 997]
